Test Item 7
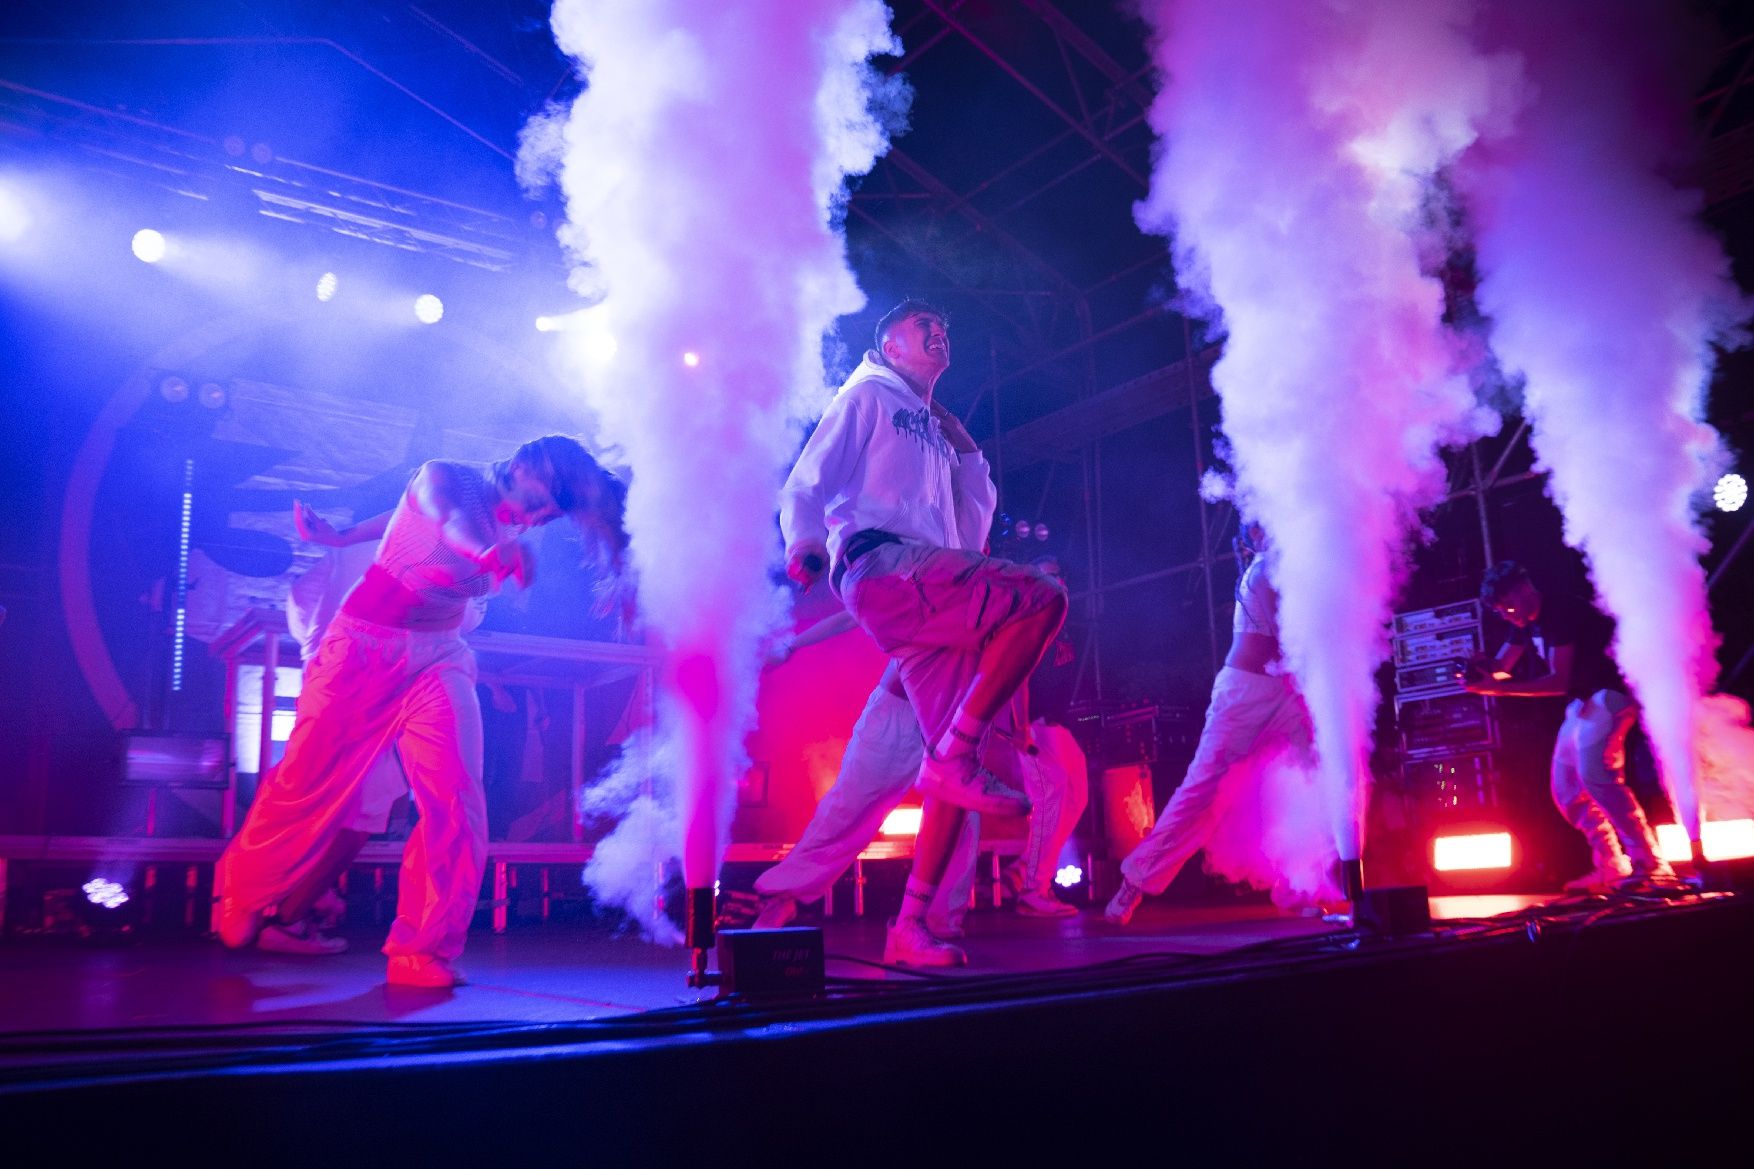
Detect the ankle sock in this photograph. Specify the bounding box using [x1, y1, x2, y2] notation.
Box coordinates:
[934, 713, 988, 760]
[898, 878, 938, 923]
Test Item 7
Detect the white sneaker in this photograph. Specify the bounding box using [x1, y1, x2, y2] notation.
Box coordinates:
[883, 916, 967, 968]
[257, 919, 347, 955]
[753, 895, 799, 929]
[1016, 888, 1077, 918]
[1618, 858, 1686, 894]
[386, 954, 464, 988]
[926, 914, 967, 940]
[916, 751, 1030, 817]
[1104, 878, 1144, 925]
[1561, 867, 1622, 896]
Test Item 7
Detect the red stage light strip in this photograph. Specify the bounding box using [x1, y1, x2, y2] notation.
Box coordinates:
[1432, 831, 1515, 872]
[1655, 820, 1754, 863]
[879, 806, 922, 837]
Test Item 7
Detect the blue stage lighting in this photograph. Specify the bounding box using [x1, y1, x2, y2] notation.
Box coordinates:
[132, 229, 166, 264]
[0, 184, 29, 243]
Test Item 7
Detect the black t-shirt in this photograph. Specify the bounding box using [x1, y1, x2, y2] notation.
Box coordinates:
[1507, 591, 1626, 702]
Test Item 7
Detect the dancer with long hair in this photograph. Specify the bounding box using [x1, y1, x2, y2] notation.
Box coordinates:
[216, 436, 626, 987]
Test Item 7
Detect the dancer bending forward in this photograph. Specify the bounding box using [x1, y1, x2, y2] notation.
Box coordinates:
[216, 436, 625, 987]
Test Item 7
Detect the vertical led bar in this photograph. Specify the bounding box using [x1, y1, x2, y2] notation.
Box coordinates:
[172, 457, 194, 692]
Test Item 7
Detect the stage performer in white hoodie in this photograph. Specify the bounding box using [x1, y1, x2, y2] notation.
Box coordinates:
[779, 299, 1067, 967]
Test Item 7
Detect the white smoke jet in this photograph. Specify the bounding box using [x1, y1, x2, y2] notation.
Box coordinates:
[532, 1, 903, 933]
[1454, 0, 1744, 844]
[1135, 0, 1503, 881]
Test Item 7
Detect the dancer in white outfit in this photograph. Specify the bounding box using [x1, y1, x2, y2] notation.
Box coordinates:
[1105, 524, 1311, 925]
[781, 299, 1067, 966]
[216, 436, 626, 987]
[754, 629, 979, 935]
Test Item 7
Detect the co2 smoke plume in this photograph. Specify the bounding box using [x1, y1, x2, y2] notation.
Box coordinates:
[527, 1, 905, 934]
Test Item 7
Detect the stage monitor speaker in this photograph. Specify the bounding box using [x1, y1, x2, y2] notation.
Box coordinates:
[716, 927, 825, 998]
[1354, 885, 1431, 936]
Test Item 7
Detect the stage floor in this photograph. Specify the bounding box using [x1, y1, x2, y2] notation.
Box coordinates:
[6, 887, 1749, 1164]
[0, 892, 1551, 1045]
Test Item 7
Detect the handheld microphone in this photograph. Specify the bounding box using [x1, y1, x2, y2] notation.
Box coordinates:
[802, 552, 825, 575]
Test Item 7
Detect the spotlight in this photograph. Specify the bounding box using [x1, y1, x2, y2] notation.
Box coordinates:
[535, 315, 556, 332]
[1034, 523, 1051, 541]
[1054, 864, 1084, 889]
[132, 229, 167, 264]
[1715, 472, 1747, 514]
[198, 382, 228, 410]
[0, 184, 29, 243]
[1015, 521, 1032, 539]
[315, 272, 338, 302]
[682, 351, 701, 367]
[158, 375, 190, 403]
[414, 293, 444, 325]
[82, 878, 130, 910]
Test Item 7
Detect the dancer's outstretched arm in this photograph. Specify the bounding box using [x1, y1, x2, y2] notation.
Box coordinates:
[294, 500, 390, 548]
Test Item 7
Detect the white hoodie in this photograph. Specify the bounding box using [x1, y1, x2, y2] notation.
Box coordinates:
[779, 352, 997, 565]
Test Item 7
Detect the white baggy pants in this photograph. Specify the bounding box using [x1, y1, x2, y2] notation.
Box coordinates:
[1000, 720, 1088, 893]
[216, 612, 487, 962]
[756, 668, 977, 924]
[1551, 689, 1661, 873]
[1120, 666, 1310, 895]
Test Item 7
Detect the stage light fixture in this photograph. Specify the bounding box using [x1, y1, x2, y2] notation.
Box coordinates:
[158, 375, 190, 403]
[1656, 819, 1754, 863]
[82, 878, 130, 910]
[682, 351, 701, 367]
[315, 272, 338, 302]
[1715, 472, 1747, 513]
[198, 382, 228, 410]
[535, 315, 556, 332]
[1015, 521, 1033, 539]
[1432, 830, 1514, 872]
[1054, 864, 1084, 888]
[0, 184, 29, 243]
[132, 229, 167, 264]
[1034, 523, 1051, 541]
[414, 293, 444, 324]
[879, 806, 922, 837]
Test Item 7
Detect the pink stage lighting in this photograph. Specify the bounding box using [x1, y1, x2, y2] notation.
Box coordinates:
[1432, 831, 1515, 872]
[879, 806, 921, 837]
[1655, 820, 1754, 863]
